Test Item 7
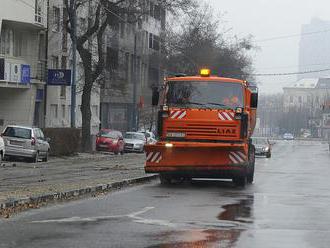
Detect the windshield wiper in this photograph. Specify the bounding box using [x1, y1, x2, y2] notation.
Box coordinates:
[206, 102, 233, 109]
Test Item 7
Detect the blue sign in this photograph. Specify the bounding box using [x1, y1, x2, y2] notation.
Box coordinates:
[21, 64, 31, 84]
[47, 69, 72, 86]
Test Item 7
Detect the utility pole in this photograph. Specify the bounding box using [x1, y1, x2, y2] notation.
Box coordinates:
[132, 33, 137, 131]
[70, 0, 77, 128]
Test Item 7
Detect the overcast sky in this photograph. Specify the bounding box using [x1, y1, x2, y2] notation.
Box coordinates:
[206, 0, 330, 93]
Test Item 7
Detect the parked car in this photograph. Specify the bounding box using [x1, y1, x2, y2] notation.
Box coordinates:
[0, 135, 5, 161]
[124, 132, 147, 153]
[283, 133, 294, 140]
[138, 130, 157, 144]
[252, 137, 272, 158]
[1, 125, 50, 163]
[96, 129, 125, 155]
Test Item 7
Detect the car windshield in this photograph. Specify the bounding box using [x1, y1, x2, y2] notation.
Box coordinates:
[253, 138, 269, 145]
[3, 127, 31, 139]
[99, 130, 119, 139]
[125, 133, 145, 141]
[166, 81, 244, 109]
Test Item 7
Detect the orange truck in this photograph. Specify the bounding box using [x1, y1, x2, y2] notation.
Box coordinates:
[145, 69, 258, 187]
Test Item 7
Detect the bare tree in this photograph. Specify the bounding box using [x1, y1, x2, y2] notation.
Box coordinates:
[64, 0, 196, 151]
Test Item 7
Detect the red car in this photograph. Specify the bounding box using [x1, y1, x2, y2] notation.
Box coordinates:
[96, 129, 125, 155]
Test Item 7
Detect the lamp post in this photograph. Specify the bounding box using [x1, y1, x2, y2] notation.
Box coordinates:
[70, 0, 77, 128]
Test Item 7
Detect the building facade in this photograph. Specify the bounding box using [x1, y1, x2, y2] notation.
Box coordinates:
[283, 78, 330, 137]
[100, 0, 165, 132]
[46, 0, 100, 135]
[0, 0, 47, 131]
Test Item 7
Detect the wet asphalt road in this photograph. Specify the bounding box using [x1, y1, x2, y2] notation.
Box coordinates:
[1, 140, 330, 248]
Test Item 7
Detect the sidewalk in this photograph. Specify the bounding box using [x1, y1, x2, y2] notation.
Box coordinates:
[0, 153, 156, 217]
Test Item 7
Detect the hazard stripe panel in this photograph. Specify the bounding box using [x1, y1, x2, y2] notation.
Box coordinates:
[146, 152, 162, 163]
[229, 151, 247, 164]
[170, 110, 187, 119]
[218, 111, 235, 121]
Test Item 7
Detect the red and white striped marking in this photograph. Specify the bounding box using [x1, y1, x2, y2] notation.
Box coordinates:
[146, 152, 162, 163]
[170, 110, 187, 119]
[218, 111, 235, 121]
[229, 151, 246, 164]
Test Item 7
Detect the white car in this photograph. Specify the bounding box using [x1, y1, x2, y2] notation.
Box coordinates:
[283, 133, 294, 140]
[124, 132, 147, 153]
[0, 135, 5, 161]
[139, 130, 157, 144]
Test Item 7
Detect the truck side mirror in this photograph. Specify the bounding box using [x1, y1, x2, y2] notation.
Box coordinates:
[152, 88, 159, 106]
[251, 93, 258, 108]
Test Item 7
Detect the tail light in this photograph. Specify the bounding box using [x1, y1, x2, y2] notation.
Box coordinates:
[31, 137, 36, 146]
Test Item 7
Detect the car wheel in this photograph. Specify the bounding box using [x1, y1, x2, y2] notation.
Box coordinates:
[0, 151, 3, 161]
[114, 151, 119, 155]
[33, 151, 39, 163]
[120, 151, 124, 155]
[42, 151, 49, 162]
[266, 152, 271, 158]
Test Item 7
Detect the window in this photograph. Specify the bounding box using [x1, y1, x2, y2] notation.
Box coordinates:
[106, 47, 119, 70]
[62, 105, 66, 118]
[0, 28, 13, 55]
[50, 104, 58, 118]
[14, 32, 23, 57]
[35, 0, 43, 23]
[60, 86, 66, 98]
[153, 35, 160, 51]
[51, 56, 59, 69]
[149, 33, 153, 49]
[62, 8, 68, 52]
[53, 7, 60, 32]
[61, 56, 67, 69]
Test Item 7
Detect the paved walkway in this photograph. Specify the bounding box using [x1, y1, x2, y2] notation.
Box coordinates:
[0, 153, 147, 206]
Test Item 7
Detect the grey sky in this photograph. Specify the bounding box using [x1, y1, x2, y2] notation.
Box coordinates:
[207, 0, 330, 93]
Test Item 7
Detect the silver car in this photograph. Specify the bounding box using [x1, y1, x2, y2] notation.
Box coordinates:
[1, 125, 50, 163]
[124, 132, 147, 153]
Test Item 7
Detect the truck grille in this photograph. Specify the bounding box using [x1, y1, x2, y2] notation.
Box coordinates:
[166, 123, 238, 138]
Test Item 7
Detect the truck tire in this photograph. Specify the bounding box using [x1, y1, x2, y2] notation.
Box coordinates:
[233, 176, 247, 187]
[247, 144, 255, 184]
[159, 174, 172, 185]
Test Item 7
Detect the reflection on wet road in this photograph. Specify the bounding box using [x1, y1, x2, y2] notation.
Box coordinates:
[0, 140, 330, 248]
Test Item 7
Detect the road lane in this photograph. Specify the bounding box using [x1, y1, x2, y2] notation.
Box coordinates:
[0, 140, 329, 248]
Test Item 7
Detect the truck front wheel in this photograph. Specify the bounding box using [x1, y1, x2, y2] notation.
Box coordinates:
[233, 176, 247, 187]
[159, 174, 172, 185]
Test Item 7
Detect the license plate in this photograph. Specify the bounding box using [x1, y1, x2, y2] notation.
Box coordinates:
[10, 140, 23, 146]
[99, 144, 108, 148]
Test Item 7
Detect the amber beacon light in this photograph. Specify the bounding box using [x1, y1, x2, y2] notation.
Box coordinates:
[200, 68, 211, 77]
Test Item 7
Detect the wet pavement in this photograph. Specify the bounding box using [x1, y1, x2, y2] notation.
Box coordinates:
[0, 140, 330, 248]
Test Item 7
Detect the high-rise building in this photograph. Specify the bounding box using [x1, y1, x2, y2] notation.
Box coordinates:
[298, 18, 330, 80]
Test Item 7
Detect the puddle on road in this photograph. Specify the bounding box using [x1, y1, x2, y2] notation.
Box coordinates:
[218, 197, 254, 224]
[146, 229, 242, 248]
[147, 197, 254, 248]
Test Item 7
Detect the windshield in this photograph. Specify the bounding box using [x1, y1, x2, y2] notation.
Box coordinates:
[252, 138, 269, 145]
[125, 133, 145, 141]
[166, 81, 244, 109]
[99, 130, 120, 139]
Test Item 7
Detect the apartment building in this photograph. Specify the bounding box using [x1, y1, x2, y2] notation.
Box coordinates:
[0, 0, 47, 131]
[46, 0, 100, 135]
[100, 0, 166, 132]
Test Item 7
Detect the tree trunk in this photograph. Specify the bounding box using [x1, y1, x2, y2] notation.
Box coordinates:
[80, 82, 92, 152]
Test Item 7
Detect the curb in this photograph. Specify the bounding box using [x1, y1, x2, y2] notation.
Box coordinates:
[0, 174, 159, 215]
